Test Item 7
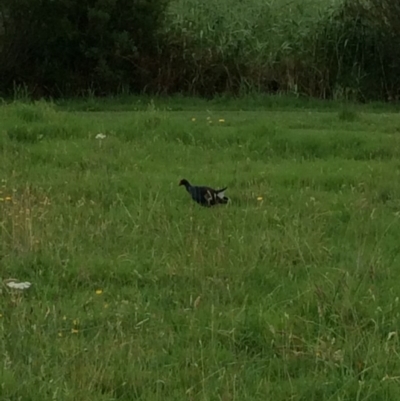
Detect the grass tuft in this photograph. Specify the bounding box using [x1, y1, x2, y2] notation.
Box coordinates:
[11, 100, 58, 123]
[338, 107, 359, 122]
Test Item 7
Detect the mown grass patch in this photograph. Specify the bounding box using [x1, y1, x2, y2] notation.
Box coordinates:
[1, 99, 400, 400]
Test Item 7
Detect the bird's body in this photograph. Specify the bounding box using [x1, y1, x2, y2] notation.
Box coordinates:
[179, 179, 229, 207]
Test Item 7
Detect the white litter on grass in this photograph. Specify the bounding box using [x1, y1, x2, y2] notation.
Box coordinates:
[95, 133, 106, 140]
[6, 281, 32, 290]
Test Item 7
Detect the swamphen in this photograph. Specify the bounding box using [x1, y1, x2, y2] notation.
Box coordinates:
[179, 179, 229, 207]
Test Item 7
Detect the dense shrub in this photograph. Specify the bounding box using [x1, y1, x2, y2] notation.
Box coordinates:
[0, 0, 170, 96]
[1, 0, 400, 101]
[134, 0, 400, 101]
[306, 0, 400, 101]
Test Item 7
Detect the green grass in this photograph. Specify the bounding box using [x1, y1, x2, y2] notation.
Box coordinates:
[166, 0, 339, 56]
[2, 98, 400, 400]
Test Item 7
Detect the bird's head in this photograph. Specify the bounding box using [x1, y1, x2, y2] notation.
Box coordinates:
[179, 179, 190, 187]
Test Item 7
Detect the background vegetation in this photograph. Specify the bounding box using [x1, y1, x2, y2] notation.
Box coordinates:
[2, 0, 400, 101]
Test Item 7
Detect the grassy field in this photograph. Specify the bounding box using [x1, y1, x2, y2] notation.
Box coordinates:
[2, 97, 400, 400]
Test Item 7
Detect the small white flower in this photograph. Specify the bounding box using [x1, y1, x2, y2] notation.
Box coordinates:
[95, 133, 106, 140]
[6, 281, 32, 290]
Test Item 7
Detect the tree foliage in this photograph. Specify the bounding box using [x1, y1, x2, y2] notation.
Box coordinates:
[2, 0, 400, 100]
[0, 0, 169, 96]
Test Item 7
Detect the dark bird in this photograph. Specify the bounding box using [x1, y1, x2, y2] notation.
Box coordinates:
[179, 179, 229, 207]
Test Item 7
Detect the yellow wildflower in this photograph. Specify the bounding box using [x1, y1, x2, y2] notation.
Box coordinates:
[95, 289, 103, 295]
[191, 117, 196, 122]
[5, 196, 12, 201]
[257, 196, 263, 201]
[219, 119, 225, 123]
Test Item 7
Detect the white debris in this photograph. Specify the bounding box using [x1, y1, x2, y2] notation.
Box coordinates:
[6, 281, 32, 290]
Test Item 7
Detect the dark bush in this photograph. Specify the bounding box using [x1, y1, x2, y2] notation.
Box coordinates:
[305, 0, 400, 101]
[0, 0, 170, 96]
[1, 0, 400, 101]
